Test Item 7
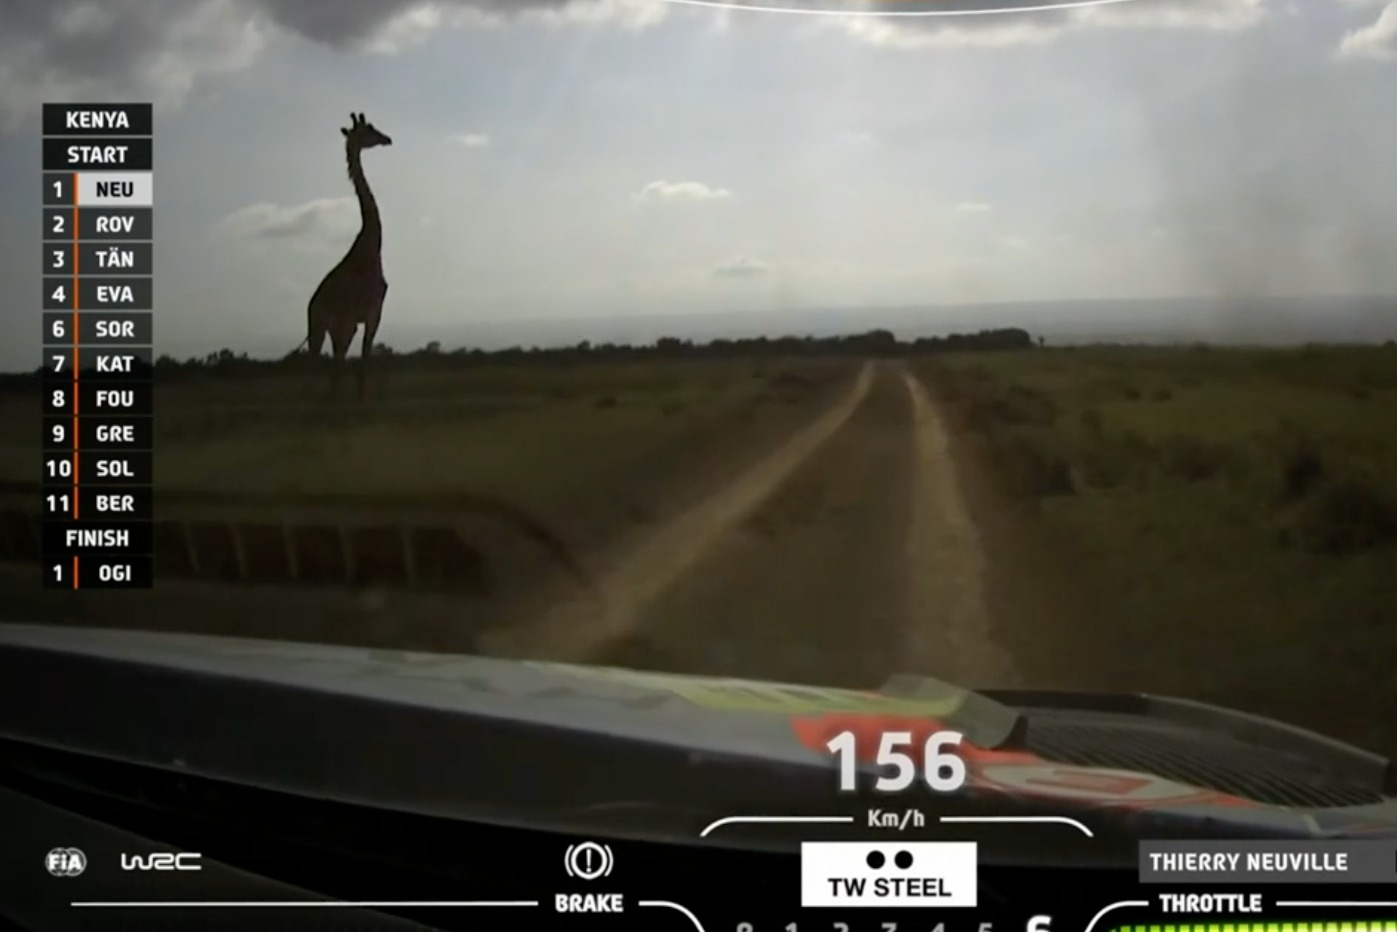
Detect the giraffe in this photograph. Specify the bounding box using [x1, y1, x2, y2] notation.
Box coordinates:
[303, 112, 392, 401]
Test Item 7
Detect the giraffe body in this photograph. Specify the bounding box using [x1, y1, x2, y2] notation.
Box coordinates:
[306, 112, 392, 401]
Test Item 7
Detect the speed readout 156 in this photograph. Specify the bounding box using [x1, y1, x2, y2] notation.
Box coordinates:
[827, 730, 967, 793]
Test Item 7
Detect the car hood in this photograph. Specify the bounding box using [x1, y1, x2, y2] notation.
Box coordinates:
[1, 622, 1394, 866]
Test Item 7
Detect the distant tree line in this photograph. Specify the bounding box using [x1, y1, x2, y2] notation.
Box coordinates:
[0, 327, 1037, 389]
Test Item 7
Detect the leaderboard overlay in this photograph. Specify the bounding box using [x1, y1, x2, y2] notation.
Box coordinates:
[41, 102, 154, 589]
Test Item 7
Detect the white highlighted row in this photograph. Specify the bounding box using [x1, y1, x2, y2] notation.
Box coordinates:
[68, 172, 153, 207]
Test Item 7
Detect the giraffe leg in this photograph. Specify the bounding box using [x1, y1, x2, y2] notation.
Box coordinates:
[358, 310, 381, 403]
[305, 303, 331, 402]
[329, 324, 354, 402]
[307, 300, 329, 357]
[309, 317, 329, 357]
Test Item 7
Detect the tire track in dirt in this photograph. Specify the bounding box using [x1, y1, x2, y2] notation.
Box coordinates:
[587, 362, 918, 687]
[536, 361, 1018, 692]
[478, 361, 876, 662]
[903, 368, 1020, 688]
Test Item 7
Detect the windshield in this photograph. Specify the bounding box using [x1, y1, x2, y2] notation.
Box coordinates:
[1, 0, 1395, 776]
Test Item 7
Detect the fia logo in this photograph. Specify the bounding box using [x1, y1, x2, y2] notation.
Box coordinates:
[46, 847, 87, 877]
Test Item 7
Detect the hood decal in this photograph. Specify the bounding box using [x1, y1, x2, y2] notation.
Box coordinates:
[527, 662, 968, 716]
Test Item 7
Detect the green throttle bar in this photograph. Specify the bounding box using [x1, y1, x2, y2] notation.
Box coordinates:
[1114, 925, 1397, 932]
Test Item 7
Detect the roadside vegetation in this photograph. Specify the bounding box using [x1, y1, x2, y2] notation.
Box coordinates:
[0, 355, 856, 547]
[919, 343, 1397, 758]
[0, 328, 1029, 537]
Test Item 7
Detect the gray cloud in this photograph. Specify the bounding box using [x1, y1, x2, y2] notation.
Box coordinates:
[447, 131, 491, 147]
[1340, 1, 1397, 58]
[837, 0, 1266, 48]
[0, 0, 661, 130]
[636, 180, 734, 202]
[243, 0, 659, 47]
[713, 256, 770, 279]
[0, 0, 270, 130]
[216, 197, 357, 240]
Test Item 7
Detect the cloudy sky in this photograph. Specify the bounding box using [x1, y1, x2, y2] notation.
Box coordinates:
[0, 0, 1393, 367]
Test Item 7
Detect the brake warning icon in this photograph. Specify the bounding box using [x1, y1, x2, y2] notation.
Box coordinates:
[564, 841, 614, 881]
[800, 841, 977, 907]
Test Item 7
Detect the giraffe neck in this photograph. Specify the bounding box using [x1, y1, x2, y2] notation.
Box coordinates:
[347, 145, 381, 254]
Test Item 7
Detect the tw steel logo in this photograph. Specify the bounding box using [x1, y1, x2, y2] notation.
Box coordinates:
[657, 0, 1147, 14]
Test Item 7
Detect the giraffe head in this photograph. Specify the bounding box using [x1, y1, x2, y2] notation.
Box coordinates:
[341, 112, 392, 150]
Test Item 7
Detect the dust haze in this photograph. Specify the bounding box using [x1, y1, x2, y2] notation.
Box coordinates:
[1124, 15, 1397, 339]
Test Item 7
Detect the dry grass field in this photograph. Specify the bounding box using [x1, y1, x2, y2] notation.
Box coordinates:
[1, 342, 1394, 759]
[919, 344, 1397, 758]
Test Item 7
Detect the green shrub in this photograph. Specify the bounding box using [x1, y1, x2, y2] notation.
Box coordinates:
[1289, 477, 1397, 556]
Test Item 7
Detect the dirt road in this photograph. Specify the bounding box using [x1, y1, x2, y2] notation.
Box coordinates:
[483, 361, 1018, 691]
[4, 360, 1015, 691]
